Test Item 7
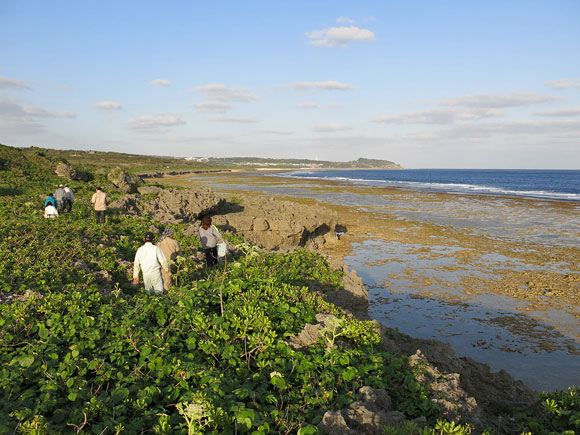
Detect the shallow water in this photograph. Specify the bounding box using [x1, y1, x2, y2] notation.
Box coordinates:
[344, 238, 580, 391]
[185, 173, 580, 391]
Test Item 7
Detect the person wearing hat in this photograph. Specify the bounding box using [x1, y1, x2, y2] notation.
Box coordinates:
[54, 184, 66, 212]
[133, 232, 169, 294]
[158, 227, 183, 291]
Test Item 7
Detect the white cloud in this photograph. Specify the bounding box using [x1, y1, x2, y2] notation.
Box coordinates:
[336, 16, 355, 24]
[312, 123, 352, 132]
[192, 84, 258, 102]
[371, 108, 505, 125]
[535, 107, 580, 117]
[295, 102, 318, 109]
[307, 26, 375, 48]
[255, 129, 295, 135]
[94, 101, 122, 110]
[149, 79, 171, 87]
[287, 81, 353, 91]
[209, 117, 259, 123]
[440, 93, 562, 108]
[0, 97, 76, 134]
[545, 78, 580, 90]
[190, 101, 232, 113]
[0, 76, 30, 90]
[127, 113, 185, 132]
[403, 119, 580, 143]
[22, 106, 76, 118]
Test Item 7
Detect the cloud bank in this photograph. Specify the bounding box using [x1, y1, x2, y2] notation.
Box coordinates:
[149, 79, 171, 87]
[94, 101, 122, 110]
[127, 113, 185, 132]
[193, 84, 258, 102]
[0, 76, 30, 90]
[287, 81, 353, 91]
[307, 26, 375, 48]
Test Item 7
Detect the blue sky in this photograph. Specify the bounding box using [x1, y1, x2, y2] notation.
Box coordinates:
[1, 1, 579, 168]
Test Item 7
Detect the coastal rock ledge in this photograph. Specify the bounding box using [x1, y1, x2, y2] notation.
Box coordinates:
[111, 187, 343, 252]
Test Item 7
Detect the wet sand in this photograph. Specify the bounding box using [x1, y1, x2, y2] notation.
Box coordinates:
[161, 171, 580, 391]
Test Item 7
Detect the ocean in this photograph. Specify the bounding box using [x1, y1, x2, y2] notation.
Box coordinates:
[280, 169, 580, 202]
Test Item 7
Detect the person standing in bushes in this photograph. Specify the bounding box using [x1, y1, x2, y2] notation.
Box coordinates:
[90, 187, 109, 224]
[198, 216, 224, 267]
[44, 193, 56, 208]
[133, 232, 169, 294]
[158, 227, 182, 292]
[64, 184, 74, 212]
[54, 184, 66, 212]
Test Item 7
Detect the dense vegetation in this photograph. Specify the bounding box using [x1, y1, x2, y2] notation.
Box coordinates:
[0, 144, 578, 434]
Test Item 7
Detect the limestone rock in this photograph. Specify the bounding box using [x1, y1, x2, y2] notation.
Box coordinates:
[212, 194, 340, 251]
[109, 187, 224, 224]
[318, 387, 404, 435]
[107, 167, 138, 193]
[390, 334, 538, 428]
[55, 162, 90, 181]
[324, 268, 369, 319]
[288, 314, 338, 350]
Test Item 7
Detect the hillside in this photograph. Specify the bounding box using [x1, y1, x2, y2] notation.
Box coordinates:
[198, 156, 403, 169]
[34, 146, 404, 171]
[0, 143, 577, 434]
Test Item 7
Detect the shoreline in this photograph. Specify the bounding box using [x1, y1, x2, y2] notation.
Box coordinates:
[157, 171, 580, 392]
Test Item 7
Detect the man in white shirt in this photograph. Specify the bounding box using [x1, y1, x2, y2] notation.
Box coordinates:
[198, 216, 224, 267]
[133, 232, 169, 294]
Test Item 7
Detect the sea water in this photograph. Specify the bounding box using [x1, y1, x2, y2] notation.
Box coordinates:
[280, 169, 580, 202]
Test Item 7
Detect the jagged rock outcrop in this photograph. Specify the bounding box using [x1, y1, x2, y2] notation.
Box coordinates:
[318, 387, 409, 434]
[112, 187, 342, 252]
[110, 187, 225, 224]
[391, 334, 537, 414]
[324, 266, 369, 319]
[54, 162, 90, 181]
[212, 194, 340, 251]
[107, 167, 138, 193]
[288, 314, 339, 350]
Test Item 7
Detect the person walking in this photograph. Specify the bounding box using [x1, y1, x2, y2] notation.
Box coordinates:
[90, 187, 109, 224]
[198, 216, 224, 267]
[64, 184, 74, 212]
[133, 232, 169, 294]
[44, 203, 59, 218]
[54, 184, 66, 212]
[158, 227, 182, 291]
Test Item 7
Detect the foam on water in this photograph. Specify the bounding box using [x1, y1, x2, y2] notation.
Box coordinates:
[278, 169, 580, 202]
